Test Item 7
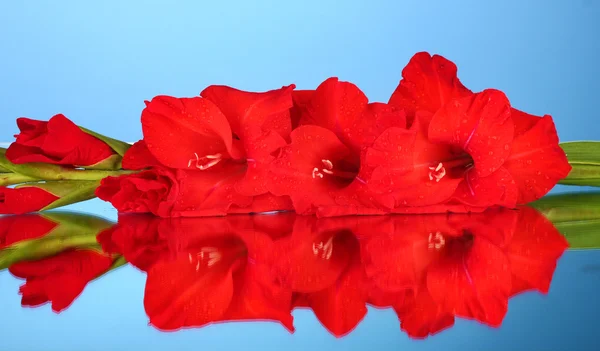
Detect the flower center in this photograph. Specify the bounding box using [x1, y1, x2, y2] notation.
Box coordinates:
[188, 247, 222, 271]
[312, 236, 334, 260]
[187, 153, 223, 170]
[311, 159, 359, 187]
[426, 154, 474, 183]
[428, 231, 446, 250]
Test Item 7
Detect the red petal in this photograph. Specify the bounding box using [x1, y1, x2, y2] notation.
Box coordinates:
[388, 52, 472, 122]
[122, 140, 162, 170]
[7, 115, 115, 166]
[0, 214, 57, 248]
[223, 263, 295, 332]
[95, 169, 178, 216]
[267, 125, 356, 214]
[290, 90, 315, 129]
[228, 194, 293, 214]
[144, 258, 235, 330]
[367, 115, 463, 207]
[511, 108, 541, 137]
[429, 89, 514, 177]
[305, 259, 368, 337]
[13, 118, 48, 146]
[271, 218, 353, 293]
[201, 84, 295, 141]
[172, 165, 253, 217]
[0, 186, 59, 215]
[507, 207, 568, 295]
[141, 96, 240, 169]
[504, 115, 571, 204]
[394, 290, 455, 339]
[10, 250, 113, 313]
[453, 167, 518, 208]
[426, 236, 511, 326]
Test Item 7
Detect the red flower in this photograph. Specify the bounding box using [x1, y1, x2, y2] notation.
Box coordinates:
[96, 140, 253, 217]
[5, 114, 116, 167]
[268, 77, 405, 216]
[9, 249, 114, 312]
[0, 186, 59, 215]
[380, 52, 570, 209]
[271, 216, 369, 337]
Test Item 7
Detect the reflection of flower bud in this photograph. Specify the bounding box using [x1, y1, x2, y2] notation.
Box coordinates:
[0, 180, 99, 215]
[0, 212, 122, 313]
[0, 212, 115, 269]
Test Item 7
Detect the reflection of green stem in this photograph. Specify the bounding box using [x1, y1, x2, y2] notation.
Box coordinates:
[0, 234, 101, 270]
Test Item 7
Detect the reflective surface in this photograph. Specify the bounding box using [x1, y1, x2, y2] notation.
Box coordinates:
[2, 201, 599, 350]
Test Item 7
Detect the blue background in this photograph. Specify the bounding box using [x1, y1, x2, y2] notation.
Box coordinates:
[1, 0, 599, 350]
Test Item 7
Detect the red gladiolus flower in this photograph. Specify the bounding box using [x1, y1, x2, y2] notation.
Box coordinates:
[5, 114, 116, 167]
[0, 186, 59, 215]
[268, 77, 405, 216]
[9, 249, 114, 313]
[141, 85, 294, 197]
[96, 140, 253, 217]
[381, 52, 570, 209]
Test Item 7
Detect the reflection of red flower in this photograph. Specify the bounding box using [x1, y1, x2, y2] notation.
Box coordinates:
[6, 114, 115, 167]
[0, 214, 57, 248]
[100, 215, 294, 331]
[271, 216, 369, 336]
[9, 249, 114, 312]
[268, 78, 404, 216]
[378, 52, 570, 211]
[362, 207, 567, 338]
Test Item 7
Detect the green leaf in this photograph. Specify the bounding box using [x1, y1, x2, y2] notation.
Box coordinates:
[559, 141, 600, 187]
[79, 126, 132, 157]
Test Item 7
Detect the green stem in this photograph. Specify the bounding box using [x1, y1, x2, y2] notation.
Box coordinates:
[0, 172, 39, 186]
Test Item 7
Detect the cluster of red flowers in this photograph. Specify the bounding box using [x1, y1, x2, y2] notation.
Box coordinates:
[2, 208, 567, 338]
[96, 52, 571, 217]
[0, 52, 571, 217]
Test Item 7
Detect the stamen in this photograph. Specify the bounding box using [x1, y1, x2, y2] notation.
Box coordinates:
[321, 159, 333, 170]
[312, 237, 334, 260]
[188, 153, 223, 170]
[312, 167, 324, 179]
[428, 162, 446, 182]
[428, 232, 445, 250]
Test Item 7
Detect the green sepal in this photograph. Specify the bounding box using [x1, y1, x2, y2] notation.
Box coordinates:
[79, 126, 132, 157]
[559, 141, 600, 187]
[0, 149, 133, 181]
[84, 154, 123, 170]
